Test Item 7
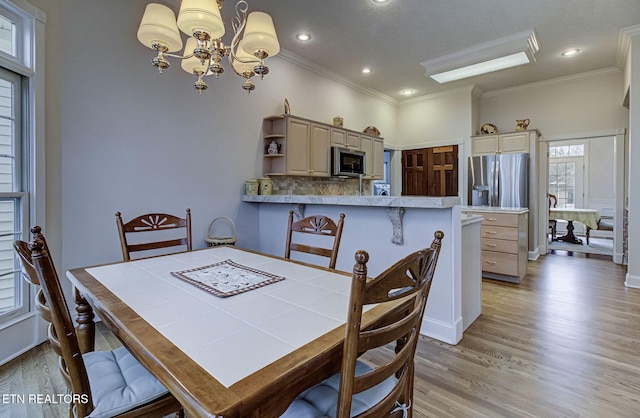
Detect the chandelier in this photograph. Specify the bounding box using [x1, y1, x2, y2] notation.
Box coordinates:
[137, 0, 280, 94]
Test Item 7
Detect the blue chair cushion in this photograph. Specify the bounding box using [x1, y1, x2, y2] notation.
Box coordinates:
[81, 346, 170, 418]
[280, 360, 398, 418]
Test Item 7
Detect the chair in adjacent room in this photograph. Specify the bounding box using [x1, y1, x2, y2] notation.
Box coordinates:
[116, 209, 192, 261]
[284, 210, 345, 269]
[281, 230, 444, 418]
[548, 193, 558, 242]
[17, 228, 183, 418]
[585, 215, 614, 245]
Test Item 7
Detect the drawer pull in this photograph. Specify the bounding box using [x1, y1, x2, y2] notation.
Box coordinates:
[485, 243, 497, 248]
[485, 260, 497, 265]
[486, 217, 498, 222]
[485, 231, 497, 235]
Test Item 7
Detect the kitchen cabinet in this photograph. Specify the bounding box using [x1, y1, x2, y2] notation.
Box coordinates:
[471, 130, 540, 156]
[360, 134, 384, 180]
[263, 114, 382, 178]
[330, 128, 346, 147]
[262, 115, 330, 177]
[462, 209, 528, 283]
[346, 132, 360, 149]
[331, 129, 360, 149]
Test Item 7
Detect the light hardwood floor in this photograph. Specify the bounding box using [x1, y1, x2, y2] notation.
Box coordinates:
[1, 252, 637, 417]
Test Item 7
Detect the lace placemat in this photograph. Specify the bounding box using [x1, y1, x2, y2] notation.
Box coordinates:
[170, 259, 285, 298]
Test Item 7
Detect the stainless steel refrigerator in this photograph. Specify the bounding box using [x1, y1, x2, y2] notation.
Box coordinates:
[468, 153, 528, 207]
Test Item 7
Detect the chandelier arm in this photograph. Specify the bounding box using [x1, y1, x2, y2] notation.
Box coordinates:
[227, 0, 261, 77]
[163, 51, 197, 60]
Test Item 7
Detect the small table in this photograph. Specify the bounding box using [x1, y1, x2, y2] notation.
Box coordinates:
[549, 208, 600, 244]
[66, 246, 404, 418]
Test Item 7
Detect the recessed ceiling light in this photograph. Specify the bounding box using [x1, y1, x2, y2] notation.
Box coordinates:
[372, 0, 389, 3]
[362, 67, 372, 74]
[400, 89, 415, 96]
[296, 32, 311, 42]
[561, 48, 580, 57]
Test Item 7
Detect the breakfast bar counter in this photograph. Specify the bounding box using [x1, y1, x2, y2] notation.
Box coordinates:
[242, 194, 460, 208]
[240, 194, 481, 345]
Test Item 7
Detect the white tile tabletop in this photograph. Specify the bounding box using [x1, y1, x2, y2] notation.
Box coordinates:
[80, 246, 361, 387]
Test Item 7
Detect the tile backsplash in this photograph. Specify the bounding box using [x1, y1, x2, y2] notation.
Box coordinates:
[268, 176, 371, 196]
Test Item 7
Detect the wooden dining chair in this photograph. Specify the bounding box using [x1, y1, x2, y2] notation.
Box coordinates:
[19, 228, 183, 418]
[285, 210, 345, 269]
[586, 215, 614, 245]
[13, 227, 66, 382]
[281, 230, 444, 418]
[548, 193, 558, 241]
[116, 209, 192, 261]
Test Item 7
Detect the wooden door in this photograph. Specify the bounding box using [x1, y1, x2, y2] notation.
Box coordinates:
[427, 145, 458, 196]
[402, 149, 427, 195]
[402, 145, 458, 196]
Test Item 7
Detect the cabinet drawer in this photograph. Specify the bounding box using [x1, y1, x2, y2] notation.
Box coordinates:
[481, 250, 519, 276]
[481, 238, 518, 254]
[481, 225, 518, 241]
[478, 212, 519, 227]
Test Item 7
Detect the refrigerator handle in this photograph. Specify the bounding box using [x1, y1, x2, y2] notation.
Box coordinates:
[492, 157, 499, 206]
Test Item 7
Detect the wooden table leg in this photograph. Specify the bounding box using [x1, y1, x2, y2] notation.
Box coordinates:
[556, 220, 583, 244]
[74, 287, 95, 353]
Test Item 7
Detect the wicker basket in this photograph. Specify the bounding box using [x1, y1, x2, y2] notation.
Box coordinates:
[206, 217, 237, 247]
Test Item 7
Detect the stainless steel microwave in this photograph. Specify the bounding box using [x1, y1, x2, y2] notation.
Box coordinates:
[332, 147, 365, 177]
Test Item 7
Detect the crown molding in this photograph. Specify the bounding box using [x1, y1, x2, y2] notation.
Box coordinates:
[276, 49, 399, 106]
[481, 67, 621, 98]
[617, 24, 640, 68]
[398, 84, 477, 106]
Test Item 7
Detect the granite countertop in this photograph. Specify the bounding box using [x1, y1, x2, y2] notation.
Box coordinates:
[243, 194, 461, 209]
[461, 205, 529, 214]
[461, 214, 484, 226]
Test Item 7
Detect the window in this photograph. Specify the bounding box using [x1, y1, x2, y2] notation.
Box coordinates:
[0, 48, 28, 322]
[0, 14, 14, 56]
[549, 144, 584, 208]
[0, 0, 41, 332]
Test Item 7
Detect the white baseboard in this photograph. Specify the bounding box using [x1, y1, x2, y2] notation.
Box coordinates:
[528, 248, 540, 260]
[625, 273, 640, 288]
[421, 316, 462, 345]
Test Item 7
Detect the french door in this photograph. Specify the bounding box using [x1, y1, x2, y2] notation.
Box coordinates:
[549, 143, 586, 233]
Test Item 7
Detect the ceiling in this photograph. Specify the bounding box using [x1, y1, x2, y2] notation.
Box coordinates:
[221, 0, 640, 101]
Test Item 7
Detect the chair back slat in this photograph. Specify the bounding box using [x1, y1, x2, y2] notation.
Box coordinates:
[116, 209, 192, 261]
[336, 230, 444, 418]
[285, 210, 345, 269]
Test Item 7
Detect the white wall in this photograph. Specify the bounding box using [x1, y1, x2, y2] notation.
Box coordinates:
[57, 0, 397, 281]
[480, 71, 628, 137]
[626, 33, 640, 287]
[396, 86, 474, 147]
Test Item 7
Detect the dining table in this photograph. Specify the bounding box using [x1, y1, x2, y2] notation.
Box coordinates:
[549, 207, 600, 244]
[66, 245, 407, 418]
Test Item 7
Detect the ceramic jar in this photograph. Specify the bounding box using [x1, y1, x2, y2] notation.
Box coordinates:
[267, 141, 279, 154]
[258, 177, 273, 195]
[515, 119, 530, 131]
[245, 179, 259, 195]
